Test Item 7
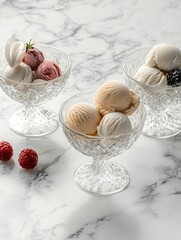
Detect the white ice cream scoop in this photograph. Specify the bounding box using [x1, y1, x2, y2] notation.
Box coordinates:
[97, 112, 132, 138]
[5, 34, 26, 68]
[146, 43, 181, 71]
[134, 64, 167, 87]
[4, 63, 33, 83]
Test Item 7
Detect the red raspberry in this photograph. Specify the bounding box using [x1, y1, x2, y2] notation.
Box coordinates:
[18, 148, 38, 169]
[0, 141, 13, 161]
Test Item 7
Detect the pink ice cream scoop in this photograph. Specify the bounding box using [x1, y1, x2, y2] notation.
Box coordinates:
[23, 47, 44, 70]
[36, 60, 61, 81]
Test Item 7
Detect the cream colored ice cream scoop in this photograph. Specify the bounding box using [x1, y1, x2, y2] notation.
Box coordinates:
[4, 63, 33, 83]
[97, 112, 132, 137]
[95, 80, 140, 116]
[134, 64, 167, 87]
[66, 102, 102, 135]
[146, 43, 181, 71]
[5, 34, 26, 69]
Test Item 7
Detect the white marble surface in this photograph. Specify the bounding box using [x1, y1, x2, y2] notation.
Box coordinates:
[0, 0, 181, 239]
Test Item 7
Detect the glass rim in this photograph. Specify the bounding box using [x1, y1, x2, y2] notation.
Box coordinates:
[0, 43, 72, 86]
[122, 47, 181, 90]
[59, 91, 146, 140]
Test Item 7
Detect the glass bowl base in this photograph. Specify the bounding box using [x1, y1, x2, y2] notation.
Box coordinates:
[143, 112, 181, 138]
[8, 107, 59, 137]
[74, 161, 130, 195]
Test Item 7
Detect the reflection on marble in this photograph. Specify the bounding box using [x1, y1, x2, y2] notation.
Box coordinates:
[0, 0, 181, 239]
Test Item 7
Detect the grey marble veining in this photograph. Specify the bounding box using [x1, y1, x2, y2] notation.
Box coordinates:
[0, 0, 181, 239]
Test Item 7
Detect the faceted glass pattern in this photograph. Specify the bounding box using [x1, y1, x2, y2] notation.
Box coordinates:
[122, 48, 181, 138]
[59, 92, 146, 195]
[0, 44, 71, 137]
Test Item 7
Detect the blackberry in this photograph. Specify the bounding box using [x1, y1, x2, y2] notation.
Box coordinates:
[167, 68, 181, 87]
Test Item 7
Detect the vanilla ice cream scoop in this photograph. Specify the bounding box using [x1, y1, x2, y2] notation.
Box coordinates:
[146, 44, 181, 71]
[66, 102, 102, 135]
[5, 34, 26, 68]
[123, 89, 140, 115]
[134, 64, 167, 87]
[95, 80, 140, 116]
[97, 112, 132, 137]
[4, 63, 33, 83]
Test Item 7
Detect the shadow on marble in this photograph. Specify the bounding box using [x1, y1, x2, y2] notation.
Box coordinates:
[0, 158, 15, 174]
[17, 135, 70, 191]
[18, 150, 67, 186]
[173, 131, 181, 139]
[64, 197, 141, 240]
[18, 135, 64, 151]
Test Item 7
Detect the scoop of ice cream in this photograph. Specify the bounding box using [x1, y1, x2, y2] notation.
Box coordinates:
[97, 112, 132, 137]
[4, 63, 33, 83]
[123, 89, 140, 115]
[134, 64, 167, 87]
[36, 60, 61, 81]
[23, 47, 44, 70]
[95, 80, 139, 116]
[95, 80, 131, 114]
[146, 44, 181, 71]
[66, 102, 102, 135]
[5, 34, 26, 68]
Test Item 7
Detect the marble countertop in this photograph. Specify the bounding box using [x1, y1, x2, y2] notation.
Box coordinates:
[0, 0, 181, 239]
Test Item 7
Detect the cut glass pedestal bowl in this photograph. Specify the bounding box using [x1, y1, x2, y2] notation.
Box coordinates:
[59, 92, 146, 195]
[122, 48, 181, 138]
[0, 44, 71, 137]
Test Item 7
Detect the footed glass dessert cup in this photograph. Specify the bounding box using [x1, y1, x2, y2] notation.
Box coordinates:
[122, 48, 181, 138]
[59, 92, 146, 195]
[0, 44, 71, 137]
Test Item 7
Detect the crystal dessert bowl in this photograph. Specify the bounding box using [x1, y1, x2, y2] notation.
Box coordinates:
[0, 44, 71, 137]
[122, 48, 181, 138]
[59, 92, 146, 195]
